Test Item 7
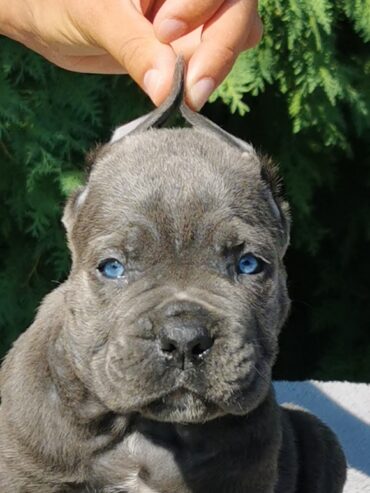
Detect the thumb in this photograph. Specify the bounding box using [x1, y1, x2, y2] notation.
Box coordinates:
[91, 1, 177, 105]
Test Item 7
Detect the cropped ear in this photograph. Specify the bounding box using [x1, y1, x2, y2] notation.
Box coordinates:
[62, 186, 89, 235]
[180, 104, 290, 256]
[259, 155, 291, 256]
[110, 55, 254, 150]
[180, 104, 255, 155]
[110, 57, 185, 143]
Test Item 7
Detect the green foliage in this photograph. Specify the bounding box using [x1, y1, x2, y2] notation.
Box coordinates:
[0, 39, 150, 359]
[1, 0, 370, 381]
[213, 1, 369, 148]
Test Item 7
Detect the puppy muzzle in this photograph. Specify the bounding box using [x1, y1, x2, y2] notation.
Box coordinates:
[152, 300, 218, 371]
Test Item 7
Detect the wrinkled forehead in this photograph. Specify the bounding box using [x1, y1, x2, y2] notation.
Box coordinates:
[88, 128, 263, 208]
[73, 129, 278, 253]
[73, 148, 278, 258]
[80, 206, 277, 266]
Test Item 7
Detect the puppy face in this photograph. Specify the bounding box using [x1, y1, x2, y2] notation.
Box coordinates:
[60, 66, 290, 424]
[61, 128, 290, 424]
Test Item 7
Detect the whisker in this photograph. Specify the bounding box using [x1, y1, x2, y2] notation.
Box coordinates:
[252, 363, 269, 384]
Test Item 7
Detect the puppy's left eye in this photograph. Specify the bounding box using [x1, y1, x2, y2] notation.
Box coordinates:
[237, 253, 264, 275]
[98, 258, 125, 279]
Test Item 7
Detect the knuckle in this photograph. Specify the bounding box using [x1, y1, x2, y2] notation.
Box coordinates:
[206, 40, 238, 74]
[215, 42, 237, 66]
[117, 35, 149, 73]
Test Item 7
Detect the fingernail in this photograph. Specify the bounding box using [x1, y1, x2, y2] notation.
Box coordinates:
[144, 69, 161, 102]
[189, 78, 215, 110]
[157, 19, 187, 41]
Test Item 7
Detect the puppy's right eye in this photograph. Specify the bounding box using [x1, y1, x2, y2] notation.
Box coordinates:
[98, 259, 125, 279]
[237, 253, 264, 275]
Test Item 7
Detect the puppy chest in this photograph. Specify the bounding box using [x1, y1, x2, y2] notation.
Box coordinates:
[94, 431, 192, 493]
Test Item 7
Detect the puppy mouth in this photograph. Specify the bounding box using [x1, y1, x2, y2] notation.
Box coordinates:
[94, 349, 268, 421]
[139, 387, 221, 423]
[137, 364, 262, 423]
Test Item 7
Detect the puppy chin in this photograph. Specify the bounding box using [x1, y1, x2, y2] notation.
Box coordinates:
[139, 390, 223, 424]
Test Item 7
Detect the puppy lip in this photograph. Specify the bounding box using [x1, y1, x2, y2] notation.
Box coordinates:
[100, 387, 178, 415]
[139, 387, 219, 421]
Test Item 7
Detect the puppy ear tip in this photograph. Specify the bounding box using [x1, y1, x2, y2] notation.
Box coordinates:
[62, 186, 89, 232]
[109, 56, 186, 144]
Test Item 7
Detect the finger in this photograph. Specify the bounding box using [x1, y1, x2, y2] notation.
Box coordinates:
[136, 0, 152, 14]
[170, 27, 202, 63]
[131, 0, 159, 17]
[153, 0, 224, 43]
[185, 0, 262, 110]
[90, 0, 177, 105]
[144, 0, 166, 21]
[171, 15, 262, 69]
[170, 16, 263, 70]
[246, 11, 264, 48]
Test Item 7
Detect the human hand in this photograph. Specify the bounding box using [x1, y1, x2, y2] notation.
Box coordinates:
[0, 0, 262, 109]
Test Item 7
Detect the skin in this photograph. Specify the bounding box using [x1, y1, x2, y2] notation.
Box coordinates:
[0, 67, 346, 492]
[0, 0, 263, 109]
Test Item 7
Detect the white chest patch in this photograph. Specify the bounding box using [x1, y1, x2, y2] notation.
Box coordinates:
[95, 431, 190, 493]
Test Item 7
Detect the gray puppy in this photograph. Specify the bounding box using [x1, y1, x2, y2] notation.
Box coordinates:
[0, 61, 346, 493]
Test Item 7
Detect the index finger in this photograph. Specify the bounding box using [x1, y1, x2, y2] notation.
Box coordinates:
[185, 0, 262, 109]
[153, 0, 224, 42]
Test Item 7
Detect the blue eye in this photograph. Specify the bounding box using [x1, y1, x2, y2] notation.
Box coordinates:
[98, 259, 125, 279]
[237, 253, 264, 275]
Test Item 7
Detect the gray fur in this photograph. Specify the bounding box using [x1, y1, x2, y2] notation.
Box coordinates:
[0, 60, 346, 492]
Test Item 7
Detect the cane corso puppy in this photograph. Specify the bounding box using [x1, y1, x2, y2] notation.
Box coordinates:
[0, 61, 346, 493]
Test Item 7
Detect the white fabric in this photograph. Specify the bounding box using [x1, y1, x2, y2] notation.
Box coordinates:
[274, 381, 370, 492]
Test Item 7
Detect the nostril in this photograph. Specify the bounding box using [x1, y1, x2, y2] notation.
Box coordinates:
[190, 335, 214, 357]
[158, 327, 214, 363]
[192, 343, 204, 356]
[160, 338, 178, 354]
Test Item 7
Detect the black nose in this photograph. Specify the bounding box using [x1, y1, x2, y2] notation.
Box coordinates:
[159, 326, 214, 368]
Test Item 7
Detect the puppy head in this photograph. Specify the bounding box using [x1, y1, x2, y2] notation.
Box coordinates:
[61, 61, 290, 424]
